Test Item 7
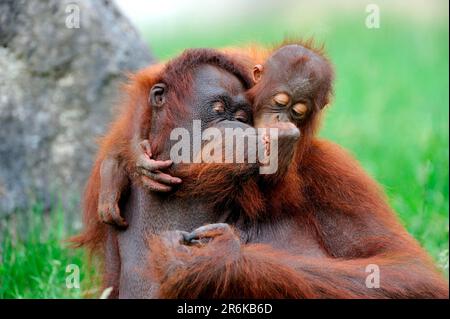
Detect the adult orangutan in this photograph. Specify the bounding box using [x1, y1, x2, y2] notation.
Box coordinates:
[74, 43, 448, 298]
[73, 48, 271, 298]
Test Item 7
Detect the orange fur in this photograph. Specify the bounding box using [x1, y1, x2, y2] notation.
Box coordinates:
[148, 139, 449, 298]
[146, 42, 448, 299]
[70, 63, 165, 253]
[150, 231, 448, 298]
[71, 48, 256, 290]
[73, 42, 448, 299]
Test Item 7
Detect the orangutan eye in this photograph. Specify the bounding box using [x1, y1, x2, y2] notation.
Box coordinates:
[273, 93, 291, 106]
[292, 102, 308, 117]
[212, 101, 225, 113]
[235, 110, 248, 123]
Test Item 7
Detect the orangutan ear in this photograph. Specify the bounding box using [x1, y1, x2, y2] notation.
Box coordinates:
[149, 83, 167, 107]
[252, 64, 264, 83]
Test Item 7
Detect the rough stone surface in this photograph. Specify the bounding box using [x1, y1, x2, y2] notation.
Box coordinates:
[0, 0, 154, 216]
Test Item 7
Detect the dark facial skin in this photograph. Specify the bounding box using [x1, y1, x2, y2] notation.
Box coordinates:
[190, 65, 253, 130]
[252, 45, 330, 130]
[149, 65, 253, 161]
[248, 45, 332, 178]
[115, 64, 254, 298]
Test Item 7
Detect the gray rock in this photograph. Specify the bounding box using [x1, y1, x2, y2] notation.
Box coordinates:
[0, 0, 154, 216]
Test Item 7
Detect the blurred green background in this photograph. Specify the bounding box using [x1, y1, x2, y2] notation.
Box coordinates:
[1, 0, 448, 298]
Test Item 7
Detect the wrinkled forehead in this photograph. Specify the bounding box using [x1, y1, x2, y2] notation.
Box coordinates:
[191, 64, 246, 98]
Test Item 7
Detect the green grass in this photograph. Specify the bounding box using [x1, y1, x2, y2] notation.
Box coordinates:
[324, 18, 449, 261]
[0, 10, 448, 298]
[0, 204, 100, 298]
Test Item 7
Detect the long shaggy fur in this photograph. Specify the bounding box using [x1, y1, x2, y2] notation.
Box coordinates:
[72, 42, 449, 298]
